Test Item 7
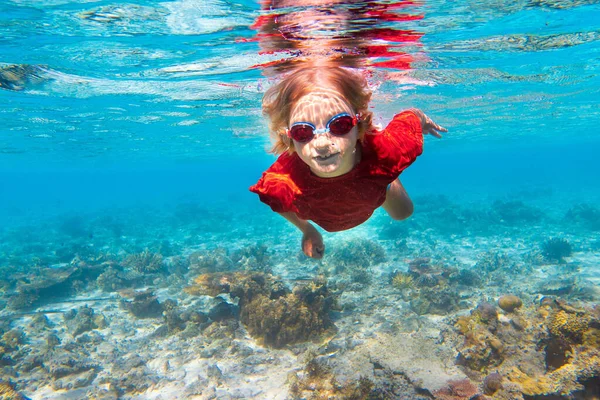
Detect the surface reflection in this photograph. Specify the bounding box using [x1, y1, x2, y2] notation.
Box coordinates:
[250, 0, 425, 75]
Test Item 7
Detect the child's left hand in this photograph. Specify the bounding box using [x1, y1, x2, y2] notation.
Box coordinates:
[409, 108, 447, 138]
[302, 225, 325, 259]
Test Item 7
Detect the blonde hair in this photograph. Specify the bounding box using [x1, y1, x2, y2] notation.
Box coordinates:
[262, 65, 374, 154]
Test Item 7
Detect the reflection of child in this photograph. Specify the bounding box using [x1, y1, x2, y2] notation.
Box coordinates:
[250, 65, 446, 259]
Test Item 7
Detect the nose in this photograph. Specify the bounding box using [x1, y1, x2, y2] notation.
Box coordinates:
[311, 131, 333, 150]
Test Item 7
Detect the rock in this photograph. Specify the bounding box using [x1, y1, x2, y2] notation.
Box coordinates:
[120, 290, 163, 318]
[483, 372, 503, 395]
[63, 306, 107, 337]
[46, 334, 61, 349]
[44, 347, 98, 379]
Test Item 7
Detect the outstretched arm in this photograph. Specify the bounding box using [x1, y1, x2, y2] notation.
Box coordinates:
[279, 212, 324, 259]
[381, 109, 445, 220]
[408, 108, 447, 138]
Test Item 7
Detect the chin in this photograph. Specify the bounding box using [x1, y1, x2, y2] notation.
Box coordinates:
[311, 160, 343, 176]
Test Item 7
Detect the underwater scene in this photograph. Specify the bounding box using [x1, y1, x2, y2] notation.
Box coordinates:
[1, 0, 600, 399]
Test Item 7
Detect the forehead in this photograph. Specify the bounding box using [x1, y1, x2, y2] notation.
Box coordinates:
[290, 89, 352, 121]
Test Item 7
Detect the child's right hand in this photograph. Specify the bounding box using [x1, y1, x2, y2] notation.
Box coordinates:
[302, 225, 325, 259]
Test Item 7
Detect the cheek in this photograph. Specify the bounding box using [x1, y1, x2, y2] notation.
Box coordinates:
[337, 130, 359, 153]
[295, 142, 312, 160]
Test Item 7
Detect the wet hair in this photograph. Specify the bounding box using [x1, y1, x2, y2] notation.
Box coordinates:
[262, 65, 374, 154]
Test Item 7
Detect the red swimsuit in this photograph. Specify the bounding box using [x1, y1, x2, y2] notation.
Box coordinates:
[249, 110, 423, 232]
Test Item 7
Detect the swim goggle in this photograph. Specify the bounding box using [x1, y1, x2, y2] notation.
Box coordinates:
[287, 113, 359, 143]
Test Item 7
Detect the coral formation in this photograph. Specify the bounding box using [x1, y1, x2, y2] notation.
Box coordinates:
[475, 251, 513, 273]
[96, 266, 143, 292]
[119, 290, 164, 318]
[432, 378, 479, 400]
[565, 203, 600, 231]
[329, 239, 386, 271]
[482, 372, 503, 395]
[288, 356, 376, 400]
[389, 259, 465, 315]
[7, 265, 103, 310]
[188, 248, 234, 274]
[547, 309, 590, 342]
[63, 305, 108, 337]
[1, 191, 600, 399]
[123, 249, 164, 273]
[454, 298, 600, 398]
[0, 380, 30, 399]
[186, 272, 336, 348]
[231, 244, 272, 273]
[407, 258, 445, 287]
[454, 303, 504, 372]
[492, 200, 543, 224]
[498, 295, 523, 313]
[391, 272, 414, 290]
[541, 237, 572, 263]
[1, 329, 24, 350]
[410, 285, 461, 315]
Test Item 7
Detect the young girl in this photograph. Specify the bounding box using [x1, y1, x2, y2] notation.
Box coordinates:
[250, 65, 446, 259]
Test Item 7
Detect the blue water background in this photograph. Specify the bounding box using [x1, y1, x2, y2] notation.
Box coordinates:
[1, 0, 599, 236]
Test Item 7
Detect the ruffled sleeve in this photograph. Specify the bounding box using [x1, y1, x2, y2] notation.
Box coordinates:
[368, 110, 424, 176]
[249, 154, 302, 214]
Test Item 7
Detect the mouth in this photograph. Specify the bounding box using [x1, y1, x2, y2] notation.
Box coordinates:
[314, 153, 339, 162]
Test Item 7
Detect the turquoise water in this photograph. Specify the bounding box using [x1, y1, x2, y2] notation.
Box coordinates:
[1, 0, 600, 398]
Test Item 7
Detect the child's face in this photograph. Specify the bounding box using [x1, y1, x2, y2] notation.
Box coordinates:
[289, 89, 359, 178]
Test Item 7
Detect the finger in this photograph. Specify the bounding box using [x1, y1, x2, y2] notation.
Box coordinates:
[436, 124, 448, 132]
[426, 120, 447, 133]
[425, 128, 443, 138]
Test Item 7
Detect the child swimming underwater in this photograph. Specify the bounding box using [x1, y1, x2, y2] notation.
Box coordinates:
[250, 65, 446, 259]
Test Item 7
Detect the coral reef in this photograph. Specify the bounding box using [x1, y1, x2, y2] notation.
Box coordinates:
[7, 265, 104, 310]
[407, 258, 447, 287]
[0, 380, 30, 399]
[123, 249, 164, 273]
[491, 200, 543, 224]
[329, 239, 386, 272]
[410, 285, 462, 315]
[454, 302, 504, 372]
[188, 248, 234, 273]
[208, 301, 237, 321]
[541, 238, 573, 263]
[96, 266, 143, 292]
[186, 272, 336, 348]
[498, 295, 523, 313]
[1, 194, 599, 399]
[63, 305, 108, 337]
[432, 378, 479, 400]
[452, 298, 600, 399]
[475, 251, 514, 273]
[242, 279, 335, 348]
[231, 244, 272, 273]
[565, 203, 600, 231]
[482, 372, 503, 395]
[389, 258, 463, 315]
[448, 268, 482, 287]
[288, 356, 378, 400]
[95, 354, 158, 396]
[390, 271, 414, 290]
[547, 309, 590, 342]
[119, 290, 163, 318]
